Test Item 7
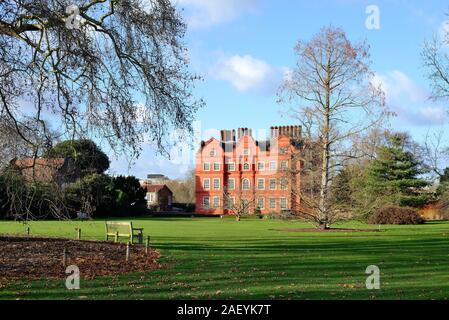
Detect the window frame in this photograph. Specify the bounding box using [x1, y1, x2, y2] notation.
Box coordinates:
[203, 178, 211, 190]
[280, 198, 288, 210]
[227, 178, 235, 191]
[280, 178, 289, 190]
[147, 192, 156, 202]
[227, 162, 236, 171]
[242, 178, 251, 190]
[269, 198, 276, 210]
[203, 196, 210, 209]
[213, 196, 221, 208]
[203, 162, 211, 172]
[257, 197, 265, 210]
[257, 178, 265, 190]
[281, 160, 289, 170]
[269, 178, 277, 191]
[213, 178, 221, 190]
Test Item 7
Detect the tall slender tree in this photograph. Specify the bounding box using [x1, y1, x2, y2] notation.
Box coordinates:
[278, 26, 388, 229]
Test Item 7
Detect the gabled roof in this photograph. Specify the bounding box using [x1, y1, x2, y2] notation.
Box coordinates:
[143, 184, 173, 194]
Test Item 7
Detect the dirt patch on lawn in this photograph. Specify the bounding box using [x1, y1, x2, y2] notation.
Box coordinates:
[273, 228, 383, 233]
[0, 236, 162, 284]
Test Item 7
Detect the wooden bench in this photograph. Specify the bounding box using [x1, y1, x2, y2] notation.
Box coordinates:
[105, 221, 144, 244]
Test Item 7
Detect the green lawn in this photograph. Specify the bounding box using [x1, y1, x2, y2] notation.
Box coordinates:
[0, 217, 448, 300]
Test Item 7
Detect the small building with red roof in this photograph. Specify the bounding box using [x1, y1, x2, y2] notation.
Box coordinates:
[142, 183, 173, 212]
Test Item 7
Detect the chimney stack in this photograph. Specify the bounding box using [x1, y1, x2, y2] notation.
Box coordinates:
[270, 126, 280, 139]
[237, 128, 252, 139]
[220, 129, 236, 142]
[270, 125, 302, 139]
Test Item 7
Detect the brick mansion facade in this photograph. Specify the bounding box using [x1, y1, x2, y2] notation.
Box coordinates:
[195, 126, 302, 215]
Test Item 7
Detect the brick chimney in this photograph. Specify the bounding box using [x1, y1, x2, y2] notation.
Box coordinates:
[237, 128, 253, 139]
[220, 129, 236, 142]
[270, 125, 301, 139]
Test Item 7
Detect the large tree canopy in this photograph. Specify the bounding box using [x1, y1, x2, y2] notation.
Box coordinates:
[365, 134, 430, 209]
[0, 0, 202, 158]
[45, 139, 110, 175]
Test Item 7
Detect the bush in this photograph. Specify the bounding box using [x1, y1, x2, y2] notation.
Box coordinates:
[267, 210, 296, 221]
[369, 206, 425, 225]
[64, 174, 148, 218]
[64, 173, 115, 218]
[439, 190, 449, 220]
[173, 203, 195, 213]
[0, 171, 65, 220]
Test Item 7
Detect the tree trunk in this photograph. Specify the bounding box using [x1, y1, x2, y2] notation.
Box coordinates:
[319, 79, 331, 228]
[318, 221, 330, 230]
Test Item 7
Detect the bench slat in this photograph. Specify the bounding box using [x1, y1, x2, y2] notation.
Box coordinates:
[105, 221, 144, 244]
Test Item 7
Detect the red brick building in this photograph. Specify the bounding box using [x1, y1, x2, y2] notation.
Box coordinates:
[11, 157, 80, 188]
[195, 126, 302, 215]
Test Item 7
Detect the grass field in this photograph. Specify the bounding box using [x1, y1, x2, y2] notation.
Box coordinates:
[0, 217, 449, 300]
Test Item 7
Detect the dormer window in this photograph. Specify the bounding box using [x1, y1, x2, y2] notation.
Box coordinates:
[243, 148, 250, 156]
[210, 149, 217, 157]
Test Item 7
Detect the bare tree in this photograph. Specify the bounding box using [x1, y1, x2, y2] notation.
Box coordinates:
[0, 0, 202, 161]
[278, 26, 388, 229]
[222, 173, 258, 222]
[422, 17, 449, 101]
[422, 129, 449, 181]
[0, 0, 202, 220]
[223, 191, 257, 222]
[0, 165, 69, 220]
[0, 114, 60, 169]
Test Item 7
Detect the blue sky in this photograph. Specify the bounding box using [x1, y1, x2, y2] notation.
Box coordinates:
[109, 0, 449, 180]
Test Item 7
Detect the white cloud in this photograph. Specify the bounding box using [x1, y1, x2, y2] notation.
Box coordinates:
[417, 106, 446, 125]
[212, 54, 277, 92]
[373, 70, 447, 126]
[373, 70, 426, 103]
[176, 0, 258, 28]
